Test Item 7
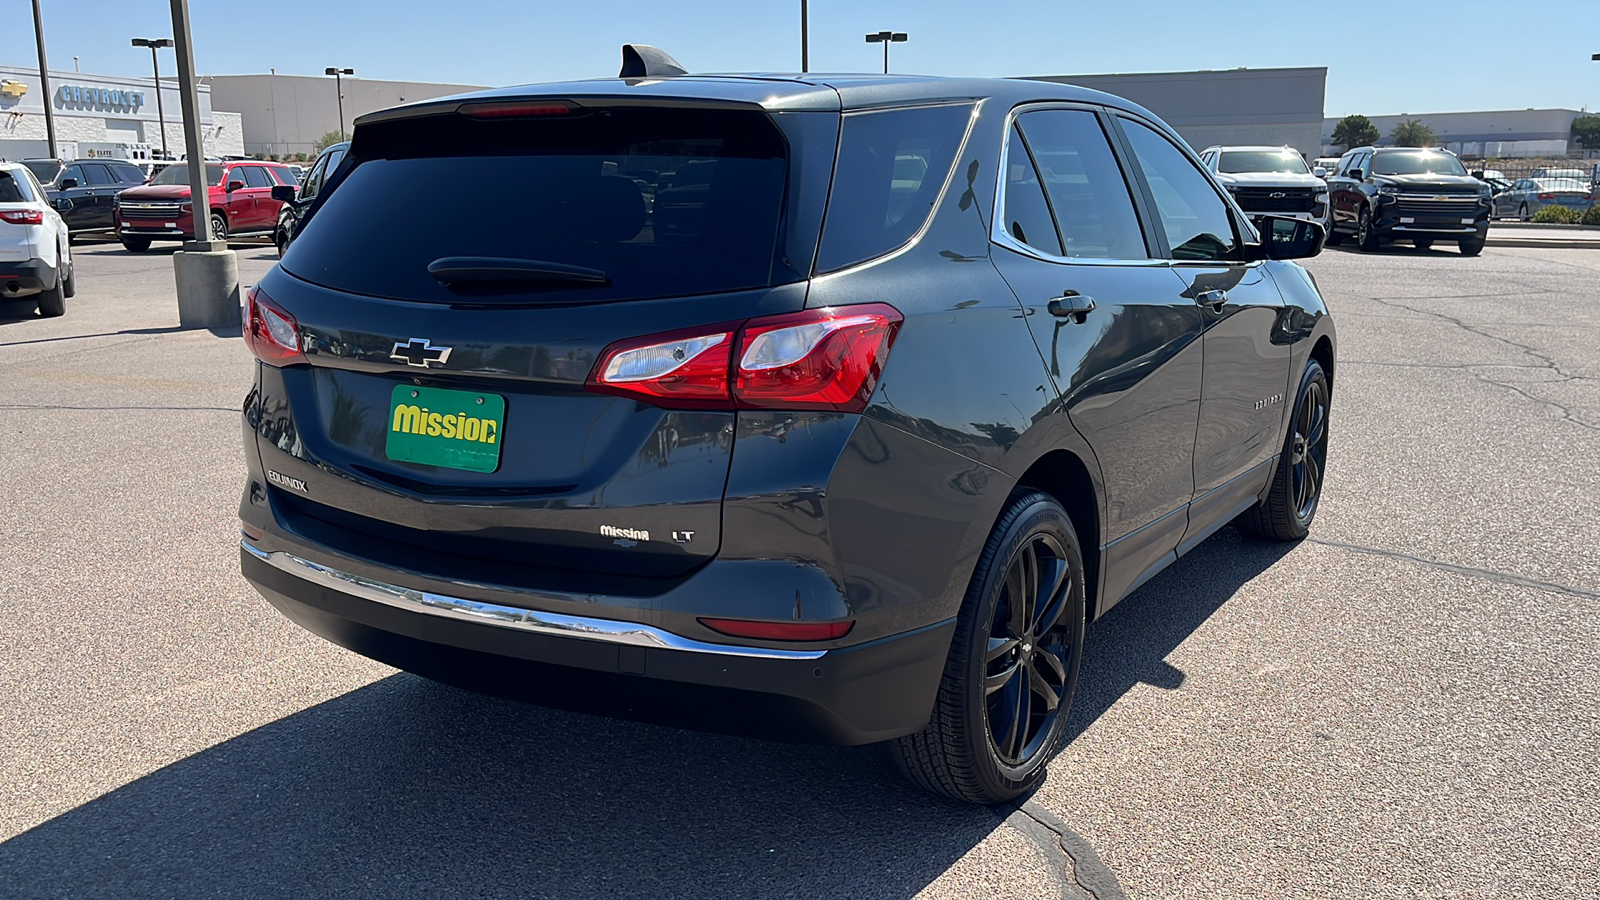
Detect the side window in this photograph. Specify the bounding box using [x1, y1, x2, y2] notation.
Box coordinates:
[269, 167, 298, 186]
[242, 166, 274, 188]
[1001, 124, 1062, 256]
[301, 157, 330, 200]
[1352, 151, 1371, 176]
[324, 149, 347, 179]
[1017, 110, 1147, 259]
[82, 164, 114, 186]
[61, 164, 85, 187]
[1119, 118, 1238, 262]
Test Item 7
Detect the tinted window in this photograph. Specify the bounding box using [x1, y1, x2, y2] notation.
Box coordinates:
[814, 103, 972, 273]
[111, 164, 145, 184]
[324, 149, 347, 174]
[242, 166, 274, 188]
[150, 164, 226, 186]
[0, 169, 35, 203]
[1121, 119, 1237, 261]
[1018, 110, 1147, 259]
[1370, 150, 1467, 177]
[288, 108, 834, 305]
[268, 167, 299, 186]
[1001, 125, 1062, 256]
[81, 164, 114, 186]
[60, 165, 84, 187]
[300, 157, 329, 200]
[22, 160, 61, 185]
[1217, 150, 1309, 175]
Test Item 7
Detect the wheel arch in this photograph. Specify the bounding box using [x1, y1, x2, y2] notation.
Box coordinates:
[1012, 449, 1103, 623]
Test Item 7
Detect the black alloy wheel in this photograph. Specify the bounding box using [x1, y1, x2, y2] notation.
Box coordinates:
[890, 490, 1085, 804]
[1414, 238, 1433, 250]
[1238, 359, 1331, 541]
[1356, 207, 1380, 251]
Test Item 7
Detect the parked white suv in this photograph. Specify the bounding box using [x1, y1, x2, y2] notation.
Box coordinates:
[1198, 146, 1330, 228]
[0, 161, 74, 318]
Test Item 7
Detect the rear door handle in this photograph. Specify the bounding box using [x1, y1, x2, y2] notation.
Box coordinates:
[1195, 289, 1228, 311]
[1047, 290, 1096, 322]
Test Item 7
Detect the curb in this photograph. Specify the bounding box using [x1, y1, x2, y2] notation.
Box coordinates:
[1485, 238, 1600, 249]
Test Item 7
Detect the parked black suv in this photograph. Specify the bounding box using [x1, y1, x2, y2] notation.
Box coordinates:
[239, 60, 1336, 804]
[272, 141, 348, 257]
[1325, 146, 1491, 254]
[21, 158, 148, 237]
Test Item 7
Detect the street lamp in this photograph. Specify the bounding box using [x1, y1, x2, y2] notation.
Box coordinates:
[131, 38, 174, 159]
[325, 67, 354, 138]
[864, 31, 907, 75]
[30, 0, 58, 158]
[800, 1, 809, 73]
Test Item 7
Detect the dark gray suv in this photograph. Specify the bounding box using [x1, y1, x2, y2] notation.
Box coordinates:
[239, 64, 1335, 804]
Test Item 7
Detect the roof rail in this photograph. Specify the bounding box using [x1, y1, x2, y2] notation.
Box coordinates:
[619, 44, 687, 78]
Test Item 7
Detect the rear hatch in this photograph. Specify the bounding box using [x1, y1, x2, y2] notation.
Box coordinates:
[0, 168, 41, 263]
[253, 91, 839, 583]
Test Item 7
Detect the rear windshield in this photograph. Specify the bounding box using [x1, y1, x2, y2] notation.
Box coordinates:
[1218, 150, 1309, 175]
[22, 160, 60, 185]
[814, 103, 973, 273]
[150, 164, 227, 186]
[0, 169, 37, 203]
[284, 107, 837, 304]
[1370, 151, 1466, 177]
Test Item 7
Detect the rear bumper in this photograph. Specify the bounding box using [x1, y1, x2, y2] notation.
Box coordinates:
[0, 258, 57, 298]
[240, 540, 956, 745]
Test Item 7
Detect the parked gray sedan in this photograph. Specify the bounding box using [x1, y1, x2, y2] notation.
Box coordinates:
[1492, 178, 1594, 220]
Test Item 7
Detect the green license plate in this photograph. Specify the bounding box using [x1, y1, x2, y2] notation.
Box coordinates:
[386, 385, 506, 473]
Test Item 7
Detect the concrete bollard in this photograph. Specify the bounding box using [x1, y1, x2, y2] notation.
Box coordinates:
[173, 246, 241, 329]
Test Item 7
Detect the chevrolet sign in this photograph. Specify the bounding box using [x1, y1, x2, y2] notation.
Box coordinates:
[56, 84, 144, 112]
[0, 80, 27, 99]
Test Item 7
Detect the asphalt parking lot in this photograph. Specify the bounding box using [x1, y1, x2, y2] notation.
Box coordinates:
[2, 237, 1596, 898]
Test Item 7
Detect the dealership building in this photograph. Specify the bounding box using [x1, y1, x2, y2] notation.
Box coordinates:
[207, 73, 485, 157]
[0, 64, 241, 161]
[1320, 108, 1591, 158]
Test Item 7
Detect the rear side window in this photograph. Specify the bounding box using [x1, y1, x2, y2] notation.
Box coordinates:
[82, 164, 114, 186]
[0, 169, 35, 203]
[287, 108, 835, 305]
[1016, 109, 1147, 259]
[269, 167, 298, 186]
[814, 103, 973, 274]
[1001, 125, 1062, 256]
[242, 166, 274, 188]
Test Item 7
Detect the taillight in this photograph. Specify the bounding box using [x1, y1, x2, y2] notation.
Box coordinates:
[0, 210, 44, 225]
[1537, 193, 1555, 200]
[698, 617, 855, 642]
[460, 101, 575, 118]
[243, 285, 305, 365]
[587, 304, 903, 414]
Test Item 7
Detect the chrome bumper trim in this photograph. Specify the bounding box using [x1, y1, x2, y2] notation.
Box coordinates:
[1389, 225, 1479, 233]
[241, 541, 828, 660]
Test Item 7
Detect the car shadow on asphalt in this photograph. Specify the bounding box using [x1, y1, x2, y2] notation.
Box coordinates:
[0, 675, 1019, 898]
[1064, 527, 1298, 744]
[0, 324, 241, 343]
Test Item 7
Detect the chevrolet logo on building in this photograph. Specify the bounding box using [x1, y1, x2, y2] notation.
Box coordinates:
[0, 80, 27, 99]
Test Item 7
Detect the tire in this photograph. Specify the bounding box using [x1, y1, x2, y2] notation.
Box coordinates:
[1413, 238, 1433, 250]
[888, 490, 1086, 805]
[35, 280, 65, 318]
[61, 262, 75, 299]
[1459, 236, 1485, 256]
[275, 225, 291, 259]
[1237, 359, 1330, 541]
[121, 237, 151, 253]
[1324, 224, 1344, 247]
[210, 212, 229, 243]
[1518, 203, 1529, 222]
[1356, 207, 1380, 252]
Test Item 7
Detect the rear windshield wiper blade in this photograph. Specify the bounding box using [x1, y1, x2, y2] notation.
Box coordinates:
[427, 257, 609, 286]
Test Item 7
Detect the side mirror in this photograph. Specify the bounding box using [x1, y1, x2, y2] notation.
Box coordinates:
[1348, 169, 1364, 181]
[270, 184, 298, 204]
[227, 179, 245, 192]
[52, 197, 73, 211]
[1312, 166, 1327, 178]
[1248, 215, 1325, 261]
[59, 178, 78, 190]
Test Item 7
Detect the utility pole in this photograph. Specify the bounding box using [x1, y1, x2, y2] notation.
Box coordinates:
[800, 1, 809, 73]
[168, 0, 239, 330]
[30, 0, 58, 158]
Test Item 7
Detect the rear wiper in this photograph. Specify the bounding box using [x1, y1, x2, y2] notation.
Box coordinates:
[427, 257, 609, 286]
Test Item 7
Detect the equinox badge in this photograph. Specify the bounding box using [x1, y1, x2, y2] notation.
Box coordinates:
[391, 337, 452, 368]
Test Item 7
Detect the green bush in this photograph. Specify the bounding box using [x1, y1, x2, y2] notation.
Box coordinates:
[1530, 205, 1583, 224]
[1584, 204, 1600, 227]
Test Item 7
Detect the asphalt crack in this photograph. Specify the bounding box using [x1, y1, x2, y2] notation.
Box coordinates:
[1365, 295, 1598, 431]
[1004, 801, 1129, 900]
[1308, 537, 1600, 601]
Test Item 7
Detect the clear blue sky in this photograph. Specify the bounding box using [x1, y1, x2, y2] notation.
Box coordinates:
[23, 0, 1599, 117]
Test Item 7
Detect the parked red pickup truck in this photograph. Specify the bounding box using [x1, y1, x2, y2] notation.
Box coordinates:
[114, 160, 299, 252]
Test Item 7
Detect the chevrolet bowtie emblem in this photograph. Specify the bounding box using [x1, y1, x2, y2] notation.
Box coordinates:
[391, 337, 452, 368]
[0, 80, 28, 99]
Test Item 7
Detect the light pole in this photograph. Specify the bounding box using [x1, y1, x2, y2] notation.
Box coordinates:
[131, 38, 174, 159]
[864, 31, 907, 75]
[325, 67, 353, 138]
[800, 1, 809, 73]
[30, 0, 58, 158]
